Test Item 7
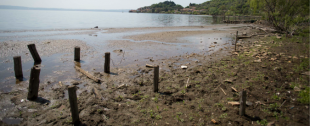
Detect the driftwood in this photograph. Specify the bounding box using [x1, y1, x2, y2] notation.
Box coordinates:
[74, 66, 100, 83]
[146, 64, 154, 68]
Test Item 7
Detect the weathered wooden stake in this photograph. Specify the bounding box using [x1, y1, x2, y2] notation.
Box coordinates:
[74, 46, 80, 61]
[13, 56, 23, 80]
[239, 90, 246, 116]
[68, 85, 80, 125]
[27, 65, 41, 100]
[235, 31, 238, 51]
[104, 52, 110, 73]
[153, 65, 159, 92]
[27, 44, 42, 63]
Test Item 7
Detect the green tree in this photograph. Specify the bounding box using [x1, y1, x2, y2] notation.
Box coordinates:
[209, 7, 218, 15]
[261, 0, 309, 34]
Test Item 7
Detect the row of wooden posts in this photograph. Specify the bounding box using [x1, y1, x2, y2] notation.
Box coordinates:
[13, 37, 246, 124]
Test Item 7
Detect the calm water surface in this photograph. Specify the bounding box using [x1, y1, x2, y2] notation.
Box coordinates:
[0, 9, 218, 31]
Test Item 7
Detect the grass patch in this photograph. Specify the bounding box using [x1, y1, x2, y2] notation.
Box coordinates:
[298, 87, 310, 104]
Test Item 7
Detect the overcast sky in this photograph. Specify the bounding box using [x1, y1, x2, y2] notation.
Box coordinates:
[0, 0, 209, 10]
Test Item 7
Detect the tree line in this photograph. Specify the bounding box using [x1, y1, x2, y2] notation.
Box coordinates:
[138, 0, 309, 34]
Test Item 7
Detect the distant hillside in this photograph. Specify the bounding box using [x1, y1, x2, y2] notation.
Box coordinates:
[135, 0, 258, 16]
[0, 5, 130, 12]
[185, 0, 252, 15]
[133, 1, 183, 13]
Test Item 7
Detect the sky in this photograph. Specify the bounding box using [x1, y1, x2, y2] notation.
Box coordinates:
[0, 0, 209, 10]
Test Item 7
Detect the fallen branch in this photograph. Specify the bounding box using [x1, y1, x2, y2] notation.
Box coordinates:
[220, 87, 227, 95]
[231, 87, 238, 92]
[279, 100, 286, 108]
[74, 66, 100, 83]
[186, 77, 190, 87]
[228, 101, 240, 106]
[213, 84, 222, 91]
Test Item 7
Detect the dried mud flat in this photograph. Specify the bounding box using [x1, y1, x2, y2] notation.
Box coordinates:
[0, 25, 309, 126]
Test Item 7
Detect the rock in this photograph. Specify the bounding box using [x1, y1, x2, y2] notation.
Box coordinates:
[118, 84, 127, 89]
[181, 66, 187, 69]
[21, 99, 25, 103]
[253, 59, 262, 63]
[269, 58, 276, 61]
[211, 119, 217, 124]
[267, 121, 275, 126]
[224, 79, 232, 83]
[301, 71, 310, 76]
[233, 52, 239, 55]
[28, 109, 38, 113]
[214, 42, 217, 44]
[246, 101, 253, 106]
[294, 86, 301, 92]
[94, 26, 98, 28]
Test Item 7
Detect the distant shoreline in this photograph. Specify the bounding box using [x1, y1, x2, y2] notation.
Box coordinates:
[0, 5, 130, 12]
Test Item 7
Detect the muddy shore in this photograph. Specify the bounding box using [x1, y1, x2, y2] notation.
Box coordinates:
[0, 24, 309, 126]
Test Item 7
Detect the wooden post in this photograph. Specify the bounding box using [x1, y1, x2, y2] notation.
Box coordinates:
[104, 52, 110, 73]
[27, 65, 41, 100]
[13, 56, 23, 80]
[27, 44, 41, 63]
[235, 31, 238, 51]
[153, 65, 159, 92]
[68, 85, 80, 125]
[74, 46, 80, 61]
[239, 90, 246, 116]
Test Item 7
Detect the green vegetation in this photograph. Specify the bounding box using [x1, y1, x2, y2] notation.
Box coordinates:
[298, 87, 310, 104]
[138, 1, 183, 13]
[219, 113, 227, 118]
[256, 119, 268, 126]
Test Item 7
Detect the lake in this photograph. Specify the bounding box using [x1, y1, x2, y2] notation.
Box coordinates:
[0, 9, 220, 31]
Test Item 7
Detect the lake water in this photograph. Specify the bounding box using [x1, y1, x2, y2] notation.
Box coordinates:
[0, 9, 219, 31]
